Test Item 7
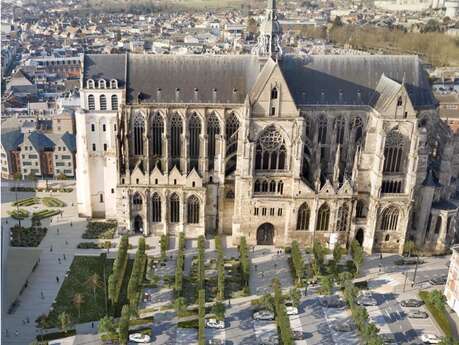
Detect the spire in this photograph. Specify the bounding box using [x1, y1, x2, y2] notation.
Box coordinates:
[253, 0, 282, 61]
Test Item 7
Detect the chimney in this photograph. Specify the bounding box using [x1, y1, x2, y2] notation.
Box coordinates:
[194, 88, 199, 102]
[232, 88, 238, 102]
[157, 88, 162, 102]
[175, 88, 180, 102]
[212, 88, 217, 103]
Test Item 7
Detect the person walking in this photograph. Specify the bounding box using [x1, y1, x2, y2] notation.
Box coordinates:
[56, 228, 59, 235]
[63, 254, 66, 260]
[15, 330, 18, 337]
[41, 290, 44, 299]
[26, 316, 30, 324]
[58, 258, 61, 264]
[5, 329, 8, 337]
[70, 222, 73, 227]
[56, 276, 60, 283]
[65, 240, 68, 245]
[50, 245, 53, 252]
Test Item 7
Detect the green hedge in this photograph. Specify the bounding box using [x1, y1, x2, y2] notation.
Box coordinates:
[239, 237, 250, 289]
[215, 236, 225, 300]
[160, 234, 168, 260]
[77, 241, 112, 249]
[198, 289, 205, 345]
[10, 225, 47, 247]
[32, 209, 61, 220]
[108, 236, 129, 304]
[13, 197, 39, 207]
[127, 238, 147, 309]
[118, 305, 129, 345]
[197, 235, 205, 290]
[41, 197, 66, 207]
[36, 329, 76, 341]
[419, 290, 452, 336]
[273, 278, 294, 345]
[175, 232, 186, 296]
[83, 220, 117, 239]
[290, 240, 305, 287]
[9, 208, 29, 219]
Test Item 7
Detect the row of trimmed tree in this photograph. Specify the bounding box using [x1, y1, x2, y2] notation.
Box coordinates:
[108, 235, 129, 305]
[127, 237, 147, 309]
[272, 278, 294, 345]
[239, 236, 250, 291]
[175, 232, 186, 296]
[215, 236, 225, 300]
[197, 235, 205, 290]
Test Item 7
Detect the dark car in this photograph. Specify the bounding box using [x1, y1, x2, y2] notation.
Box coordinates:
[320, 295, 345, 308]
[292, 331, 304, 340]
[401, 299, 424, 308]
[429, 276, 447, 285]
[407, 310, 428, 319]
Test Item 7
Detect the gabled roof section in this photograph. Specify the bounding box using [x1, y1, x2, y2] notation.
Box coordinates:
[83, 54, 127, 87]
[28, 132, 55, 151]
[11, 69, 34, 85]
[1, 130, 24, 151]
[372, 74, 402, 110]
[249, 57, 277, 102]
[279, 54, 435, 108]
[60, 132, 77, 152]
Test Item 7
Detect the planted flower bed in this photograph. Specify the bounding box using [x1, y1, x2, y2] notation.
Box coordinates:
[10, 225, 47, 247]
[41, 197, 66, 207]
[32, 209, 61, 220]
[9, 208, 29, 220]
[13, 197, 39, 207]
[83, 220, 117, 239]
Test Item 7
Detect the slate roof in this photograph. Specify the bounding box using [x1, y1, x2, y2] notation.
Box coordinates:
[126, 54, 260, 104]
[279, 55, 435, 108]
[372, 74, 403, 111]
[83, 54, 127, 87]
[61, 132, 77, 152]
[432, 199, 458, 210]
[28, 131, 56, 151]
[0, 130, 24, 151]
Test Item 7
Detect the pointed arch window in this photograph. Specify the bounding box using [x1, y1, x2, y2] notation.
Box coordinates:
[383, 130, 405, 173]
[254, 179, 261, 192]
[318, 116, 327, 144]
[336, 204, 349, 232]
[225, 112, 239, 176]
[188, 113, 201, 172]
[356, 200, 366, 218]
[100, 95, 107, 110]
[133, 112, 145, 155]
[316, 203, 330, 231]
[255, 126, 287, 171]
[335, 116, 345, 144]
[132, 192, 143, 211]
[151, 193, 161, 222]
[187, 195, 200, 224]
[271, 87, 278, 100]
[269, 180, 276, 192]
[150, 112, 164, 157]
[380, 206, 399, 231]
[277, 181, 284, 194]
[170, 193, 180, 223]
[297, 203, 310, 230]
[352, 116, 363, 143]
[262, 180, 269, 192]
[111, 95, 118, 110]
[88, 94, 95, 110]
[170, 113, 182, 169]
[207, 113, 220, 170]
[305, 116, 312, 140]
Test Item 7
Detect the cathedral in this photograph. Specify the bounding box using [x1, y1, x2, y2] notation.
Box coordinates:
[76, 0, 459, 254]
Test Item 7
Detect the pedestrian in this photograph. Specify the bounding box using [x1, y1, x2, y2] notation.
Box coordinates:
[274, 263, 277, 269]
[63, 254, 66, 260]
[15, 330, 18, 337]
[252, 247, 255, 253]
[91, 321, 94, 329]
[57, 228, 59, 235]
[25, 280, 29, 288]
[261, 272, 264, 278]
[58, 258, 61, 264]
[50, 245, 53, 252]
[65, 240, 68, 245]
[228, 299, 231, 306]
[41, 290, 44, 299]
[5, 328, 8, 337]
[22, 320, 26, 326]
[56, 276, 59, 283]
[5, 220, 8, 224]
[70, 222, 73, 227]
[380, 253, 383, 260]
[255, 264, 257, 271]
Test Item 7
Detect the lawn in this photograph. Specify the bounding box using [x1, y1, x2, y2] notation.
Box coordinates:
[419, 290, 452, 337]
[12, 197, 39, 207]
[32, 209, 61, 219]
[46, 255, 134, 327]
[10, 225, 47, 247]
[82, 220, 117, 239]
[8, 208, 29, 220]
[41, 197, 66, 207]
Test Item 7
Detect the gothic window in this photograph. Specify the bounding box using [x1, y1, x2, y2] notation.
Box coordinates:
[188, 113, 201, 171]
[88, 95, 95, 110]
[225, 113, 239, 176]
[262, 180, 268, 192]
[305, 117, 312, 140]
[380, 206, 399, 231]
[434, 216, 442, 234]
[170, 193, 180, 223]
[254, 179, 261, 192]
[226, 190, 234, 199]
[269, 180, 276, 192]
[316, 203, 330, 231]
[336, 204, 349, 232]
[318, 116, 327, 144]
[170, 113, 182, 168]
[352, 116, 363, 143]
[254, 126, 287, 171]
[187, 195, 200, 224]
[150, 112, 164, 157]
[111, 95, 118, 110]
[132, 192, 142, 211]
[356, 200, 366, 218]
[151, 193, 161, 222]
[271, 87, 278, 100]
[383, 130, 405, 173]
[207, 113, 220, 170]
[335, 116, 345, 145]
[100, 95, 107, 110]
[397, 96, 403, 106]
[277, 181, 284, 194]
[296, 203, 310, 230]
[133, 112, 145, 156]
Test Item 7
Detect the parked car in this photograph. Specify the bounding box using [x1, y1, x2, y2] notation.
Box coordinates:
[421, 334, 442, 344]
[320, 295, 345, 308]
[332, 321, 356, 332]
[207, 339, 224, 345]
[292, 331, 304, 340]
[395, 258, 425, 266]
[429, 276, 447, 285]
[206, 318, 225, 329]
[253, 310, 275, 321]
[357, 296, 378, 306]
[407, 310, 428, 319]
[401, 299, 424, 307]
[259, 334, 279, 345]
[129, 333, 151, 343]
[381, 334, 397, 345]
[285, 306, 298, 315]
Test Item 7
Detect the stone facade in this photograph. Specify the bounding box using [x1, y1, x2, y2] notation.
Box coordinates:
[76, 0, 459, 254]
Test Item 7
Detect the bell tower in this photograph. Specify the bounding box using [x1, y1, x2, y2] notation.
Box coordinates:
[253, 0, 282, 61]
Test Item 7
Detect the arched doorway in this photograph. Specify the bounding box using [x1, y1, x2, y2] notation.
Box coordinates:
[257, 223, 274, 245]
[355, 228, 364, 246]
[133, 215, 143, 233]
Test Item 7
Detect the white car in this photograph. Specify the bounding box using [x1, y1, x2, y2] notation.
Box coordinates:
[253, 310, 275, 320]
[421, 334, 442, 344]
[129, 333, 151, 343]
[285, 306, 298, 315]
[206, 318, 225, 329]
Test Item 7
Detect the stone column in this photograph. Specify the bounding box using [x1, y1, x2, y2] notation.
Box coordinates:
[162, 190, 168, 235]
[145, 189, 151, 236]
[182, 114, 188, 174]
